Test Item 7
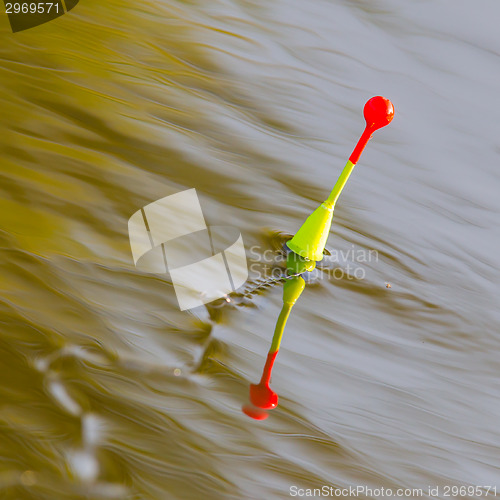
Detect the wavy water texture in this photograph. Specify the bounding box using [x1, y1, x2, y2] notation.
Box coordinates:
[1, 0, 500, 499]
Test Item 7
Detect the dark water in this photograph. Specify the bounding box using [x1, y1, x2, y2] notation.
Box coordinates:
[1, 0, 500, 499]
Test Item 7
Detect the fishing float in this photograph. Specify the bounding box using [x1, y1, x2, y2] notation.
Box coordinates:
[286, 96, 394, 262]
[243, 96, 394, 419]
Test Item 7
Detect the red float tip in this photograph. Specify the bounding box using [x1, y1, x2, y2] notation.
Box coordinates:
[363, 96, 394, 131]
[349, 96, 394, 164]
[249, 382, 278, 409]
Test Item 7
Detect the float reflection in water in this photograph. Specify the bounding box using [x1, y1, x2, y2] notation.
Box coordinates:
[243, 97, 394, 419]
[242, 256, 310, 419]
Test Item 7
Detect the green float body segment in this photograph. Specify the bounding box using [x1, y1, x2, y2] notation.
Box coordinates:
[325, 160, 356, 207]
[269, 276, 305, 352]
[286, 204, 333, 262]
[286, 160, 355, 262]
[286, 248, 317, 274]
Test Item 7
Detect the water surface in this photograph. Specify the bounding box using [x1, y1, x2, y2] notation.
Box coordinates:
[1, 0, 500, 498]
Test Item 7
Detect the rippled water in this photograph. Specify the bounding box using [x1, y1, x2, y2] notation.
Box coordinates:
[1, 1, 500, 499]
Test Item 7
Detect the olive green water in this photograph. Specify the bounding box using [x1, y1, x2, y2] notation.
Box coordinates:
[1, 1, 500, 499]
